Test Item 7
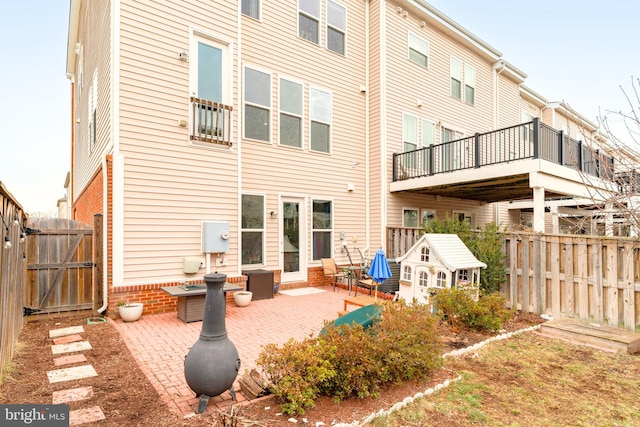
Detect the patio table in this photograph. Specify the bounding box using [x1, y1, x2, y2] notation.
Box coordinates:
[161, 283, 243, 323]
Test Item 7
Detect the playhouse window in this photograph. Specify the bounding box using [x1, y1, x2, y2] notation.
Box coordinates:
[436, 271, 446, 288]
[457, 269, 469, 282]
[420, 246, 429, 262]
[402, 265, 412, 281]
[418, 271, 429, 288]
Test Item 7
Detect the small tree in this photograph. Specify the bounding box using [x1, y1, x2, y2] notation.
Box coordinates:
[423, 215, 506, 293]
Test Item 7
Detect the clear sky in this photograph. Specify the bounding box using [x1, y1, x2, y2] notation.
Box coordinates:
[0, 1, 638, 215]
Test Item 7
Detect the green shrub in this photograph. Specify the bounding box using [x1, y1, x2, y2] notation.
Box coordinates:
[433, 288, 513, 332]
[257, 301, 443, 414]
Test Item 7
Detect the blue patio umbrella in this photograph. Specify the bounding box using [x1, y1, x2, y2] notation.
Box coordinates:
[368, 249, 392, 301]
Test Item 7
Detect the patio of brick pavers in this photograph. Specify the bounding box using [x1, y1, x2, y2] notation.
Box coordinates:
[110, 286, 353, 418]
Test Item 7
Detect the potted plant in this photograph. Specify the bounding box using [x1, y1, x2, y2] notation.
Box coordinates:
[233, 291, 253, 307]
[118, 301, 144, 322]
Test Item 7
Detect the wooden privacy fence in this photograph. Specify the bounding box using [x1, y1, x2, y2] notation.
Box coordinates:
[504, 233, 640, 331]
[0, 182, 28, 378]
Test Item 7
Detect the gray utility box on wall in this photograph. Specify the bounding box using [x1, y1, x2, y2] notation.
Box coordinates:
[242, 269, 274, 301]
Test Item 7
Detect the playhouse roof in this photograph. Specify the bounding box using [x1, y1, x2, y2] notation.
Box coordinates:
[397, 233, 487, 271]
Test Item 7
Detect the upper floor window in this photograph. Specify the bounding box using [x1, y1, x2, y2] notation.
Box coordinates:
[242, 0, 260, 19]
[299, 0, 320, 44]
[310, 87, 331, 152]
[244, 67, 271, 142]
[450, 57, 475, 105]
[327, 0, 346, 55]
[241, 194, 265, 265]
[464, 64, 476, 105]
[408, 32, 429, 68]
[191, 34, 232, 145]
[312, 199, 333, 260]
[279, 78, 304, 148]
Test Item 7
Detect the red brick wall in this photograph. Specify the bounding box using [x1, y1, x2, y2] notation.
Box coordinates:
[73, 167, 104, 227]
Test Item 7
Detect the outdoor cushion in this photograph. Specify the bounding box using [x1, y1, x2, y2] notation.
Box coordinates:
[320, 304, 382, 335]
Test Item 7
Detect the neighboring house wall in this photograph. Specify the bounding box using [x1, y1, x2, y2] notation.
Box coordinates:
[72, 0, 112, 203]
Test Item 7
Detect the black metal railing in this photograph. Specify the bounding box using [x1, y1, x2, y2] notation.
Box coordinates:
[190, 97, 233, 145]
[393, 118, 615, 182]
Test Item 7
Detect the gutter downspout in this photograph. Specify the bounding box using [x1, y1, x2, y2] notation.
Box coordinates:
[365, 0, 370, 256]
[492, 60, 505, 224]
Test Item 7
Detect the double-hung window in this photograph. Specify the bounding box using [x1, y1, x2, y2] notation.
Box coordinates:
[464, 64, 476, 105]
[403, 114, 418, 171]
[408, 32, 429, 68]
[279, 78, 303, 148]
[312, 200, 332, 260]
[299, 0, 320, 44]
[403, 208, 419, 228]
[241, 0, 260, 19]
[241, 194, 265, 265]
[88, 71, 97, 152]
[450, 57, 462, 100]
[310, 88, 331, 152]
[327, 0, 346, 55]
[244, 67, 271, 142]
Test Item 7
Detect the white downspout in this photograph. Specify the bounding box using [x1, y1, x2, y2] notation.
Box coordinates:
[365, 0, 370, 255]
[492, 61, 505, 225]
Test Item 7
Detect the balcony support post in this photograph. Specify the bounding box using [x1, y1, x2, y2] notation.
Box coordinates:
[558, 130, 564, 165]
[428, 145, 434, 176]
[532, 186, 545, 233]
[577, 140, 583, 171]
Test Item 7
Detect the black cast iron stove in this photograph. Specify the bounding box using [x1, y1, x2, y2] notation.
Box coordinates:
[184, 273, 241, 413]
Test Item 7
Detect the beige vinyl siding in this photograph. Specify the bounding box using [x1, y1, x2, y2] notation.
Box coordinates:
[240, 0, 369, 268]
[73, 0, 112, 202]
[520, 98, 542, 121]
[495, 74, 520, 128]
[384, 1, 497, 232]
[119, 0, 239, 284]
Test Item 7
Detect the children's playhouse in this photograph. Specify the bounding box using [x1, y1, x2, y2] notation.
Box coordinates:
[396, 234, 486, 305]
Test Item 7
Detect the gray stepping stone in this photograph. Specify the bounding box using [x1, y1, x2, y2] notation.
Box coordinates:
[51, 341, 92, 355]
[49, 326, 84, 338]
[47, 365, 97, 383]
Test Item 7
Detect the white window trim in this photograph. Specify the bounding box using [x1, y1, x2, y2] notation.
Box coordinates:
[402, 113, 419, 152]
[326, 0, 347, 55]
[298, 0, 321, 45]
[189, 28, 233, 104]
[278, 76, 305, 150]
[241, 192, 267, 267]
[402, 265, 412, 281]
[241, 0, 261, 20]
[309, 86, 332, 154]
[464, 63, 476, 106]
[408, 31, 429, 68]
[417, 270, 429, 288]
[450, 55, 462, 100]
[402, 207, 420, 228]
[243, 64, 272, 143]
[311, 197, 334, 260]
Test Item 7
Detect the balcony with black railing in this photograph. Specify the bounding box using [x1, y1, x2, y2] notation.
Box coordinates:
[391, 118, 616, 202]
[190, 97, 233, 146]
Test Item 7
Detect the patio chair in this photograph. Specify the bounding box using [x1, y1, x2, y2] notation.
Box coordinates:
[321, 258, 346, 292]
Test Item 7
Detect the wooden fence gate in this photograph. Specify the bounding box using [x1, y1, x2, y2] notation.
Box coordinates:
[25, 218, 98, 314]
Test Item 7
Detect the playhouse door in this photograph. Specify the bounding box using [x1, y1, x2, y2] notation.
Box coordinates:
[413, 268, 432, 305]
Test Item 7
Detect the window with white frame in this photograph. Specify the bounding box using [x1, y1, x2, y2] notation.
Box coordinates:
[464, 63, 476, 105]
[299, 0, 320, 44]
[420, 246, 429, 262]
[242, 0, 260, 19]
[450, 57, 462, 100]
[402, 265, 412, 281]
[408, 32, 429, 68]
[457, 269, 469, 282]
[327, 0, 346, 55]
[279, 78, 303, 148]
[441, 127, 464, 171]
[453, 211, 474, 228]
[312, 199, 332, 260]
[403, 208, 419, 228]
[241, 194, 265, 265]
[244, 67, 271, 142]
[451, 57, 476, 105]
[88, 71, 97, 152]
[403, 114, 418, 153]
[310, 88, 331, 152]
[418, 271, 429, 288]
[436, 271, 447, 288]
[421, 209, 435, 227]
